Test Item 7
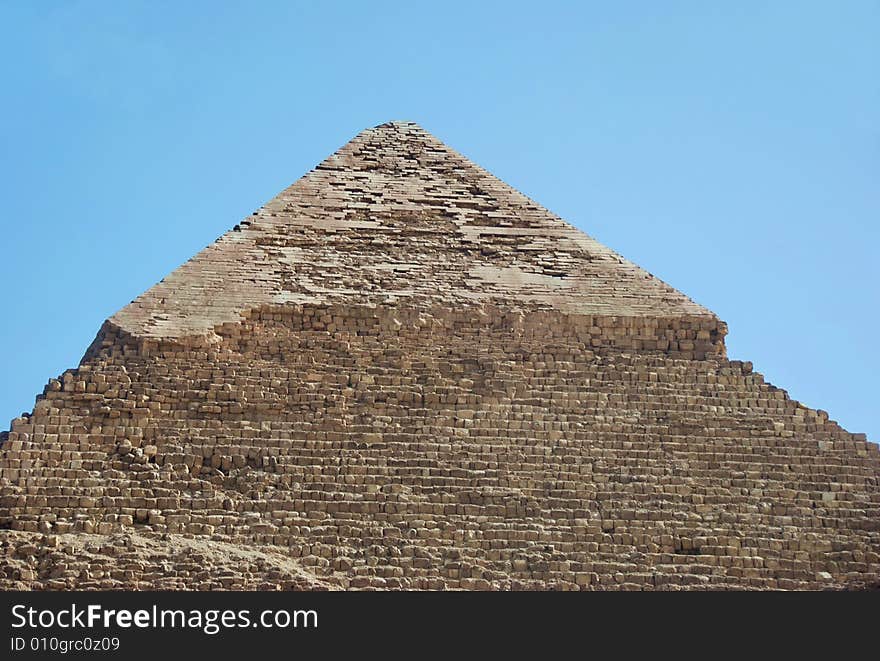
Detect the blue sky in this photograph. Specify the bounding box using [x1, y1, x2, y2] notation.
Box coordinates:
[1, 1, 877, 442]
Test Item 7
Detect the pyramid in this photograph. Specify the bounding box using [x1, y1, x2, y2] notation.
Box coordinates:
[1, 121, 877, 590]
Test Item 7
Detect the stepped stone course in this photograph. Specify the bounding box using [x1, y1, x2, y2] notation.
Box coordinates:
[1, 121, 877, 590]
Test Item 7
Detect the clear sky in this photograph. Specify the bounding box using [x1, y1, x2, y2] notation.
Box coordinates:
[1, 1, 877, 442]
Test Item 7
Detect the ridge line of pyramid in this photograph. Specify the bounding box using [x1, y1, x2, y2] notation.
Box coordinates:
[315, 121, 718, 320]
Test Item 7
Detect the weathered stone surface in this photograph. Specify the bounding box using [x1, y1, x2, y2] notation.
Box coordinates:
[107, 121, 718, 343]
[0, 530, 335, 590]
[0, 121, 877, 591]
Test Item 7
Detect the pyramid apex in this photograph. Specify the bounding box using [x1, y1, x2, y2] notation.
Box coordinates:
[110, 122, 718, 341]
[373, 119, 422, 129]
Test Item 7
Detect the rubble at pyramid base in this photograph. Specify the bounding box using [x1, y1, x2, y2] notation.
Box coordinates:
[2, 303, 878, 590]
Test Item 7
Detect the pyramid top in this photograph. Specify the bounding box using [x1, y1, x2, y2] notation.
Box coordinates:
[111, 121, 715, 339]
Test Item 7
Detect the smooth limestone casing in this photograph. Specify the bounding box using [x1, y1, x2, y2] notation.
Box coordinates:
[1, 122, 877, 590]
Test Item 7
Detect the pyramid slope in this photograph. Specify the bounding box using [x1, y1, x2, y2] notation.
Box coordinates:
[2, 305, 878, 591]
[111, 121, 713, 340]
